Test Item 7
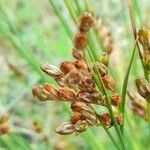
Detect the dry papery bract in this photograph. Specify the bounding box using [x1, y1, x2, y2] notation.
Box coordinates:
[32, 12, 123, 135]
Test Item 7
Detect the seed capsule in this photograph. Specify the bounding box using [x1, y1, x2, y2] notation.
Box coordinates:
[74, 60, 87, 70]
[74, 120, 88, 133]
[79, 78, 95, 93]
[135, 78, 150, 99]
[55, 122, 75, 135]
[99, 112, 112, 126]
[138, 27, 150, 48]
[74, 32, 87, 50]
[78, 12, 94, 32]
[58, 87, 76, 101]
[71, 101, 94, 114]
[110, 93, 121, 106]
[40, 63, 64, 78]
[115, 114, 123, 125]
[77, 91, 104, 105]
[102, 75, 115, 91]
[32, 84, 59, 101]
[72, 48, 84, 60]
[71, 111, 81, 124]
[81, 110, 97, 125]
[0, 123, 9, 135]
[96, 62, 108, 76]
[60, 61, 75, 74]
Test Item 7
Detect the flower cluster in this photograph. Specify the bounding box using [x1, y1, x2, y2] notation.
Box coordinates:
[138, 27, 150, 72]
[128, 78, 150, 119]
[32, 12, 122, 135]
[0, 113, 9, 135]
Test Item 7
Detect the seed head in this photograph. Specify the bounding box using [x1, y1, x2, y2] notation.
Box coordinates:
[74, 120, 88, 133]
[77, 91, 104, 105]
[135, 78, 150, 99]
[115, 114, 123, 125]
[55, 122, 75, 135]
[0, 123, 9, 135]
[32, 84, 59, 101]
[58, 87, 76, 101]
[96, 62, 108, 76]
[74, 60, 87, 70]
[110, 93, 121, 106]
[138, 27, 150, 49]
[99, 112, 112, 126]
[60, 61, 75, 75]
[78, 12, 94, 32]
[79, 78, 95, 93]
[74, 32, 87, 50]
[102, 75, 115, 91]
[40, 63, 63, 78]
[72, 48, 84, 60]
[71, 111, 81, 124]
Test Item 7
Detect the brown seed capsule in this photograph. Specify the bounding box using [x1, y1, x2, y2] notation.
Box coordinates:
[0, 123, 9, 134]
[78, 12, 94, 32]
[58, 87, 76, 101]
[102, 75, 115, 91]
[99, 112, 112, 126]
[40, 63, 64, 78]
[72, 48, 84, 60]
[81, 111, 97, 125]
[71, 111, 81, 124]
[32, 84, 59, 101]
[74, 32, 87, 50]
[74, 60, 87, 70]
[135, 78, 150, 99]
[96, 62, 108, 76]
[71, 101, 94, 114]
[74, 120, 88, 133]
[60, 61, 75, 74]
[55, 122, 75, 135]
[110, 93, 121, 106]
[115, 114, 123, 125]
[0, 113, 9, 124]
[138, 27, 150, 48]
[66, 69, 82, 85]
[77, 91, 104, 105]
[79, 78, 95, 93]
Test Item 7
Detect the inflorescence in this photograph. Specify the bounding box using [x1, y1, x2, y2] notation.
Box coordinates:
[32, 12, 122, 135]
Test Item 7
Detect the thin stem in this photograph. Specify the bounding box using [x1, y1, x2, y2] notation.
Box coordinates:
[120, 38, 138, 135]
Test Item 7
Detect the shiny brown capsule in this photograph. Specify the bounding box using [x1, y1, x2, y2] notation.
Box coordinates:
[71, 111, 81, 124]
[135, 78, 150, 99]
[0, 113, 9, 124]
[58, 87, 76, 101]
[72, 48, 84, 60]
[110, 93, 121, 106]
[102, 75, 115, 91]
[0, 123, 9, 135]
[74, 32, 87, 50]
[60, 61, 75, 74]
[55, 122, 75, 135]
[99, 112, 112, 126]
[78, 12, 94, 32]
[79, 78, 95, 93]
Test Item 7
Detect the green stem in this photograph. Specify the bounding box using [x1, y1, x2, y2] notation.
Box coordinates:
[120, 40, 138, 135]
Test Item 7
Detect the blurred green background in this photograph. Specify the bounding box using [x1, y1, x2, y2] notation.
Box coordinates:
[0, 0, 150, 149]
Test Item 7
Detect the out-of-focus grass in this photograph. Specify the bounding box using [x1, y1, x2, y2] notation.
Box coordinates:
[0, 0, 150, 149]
